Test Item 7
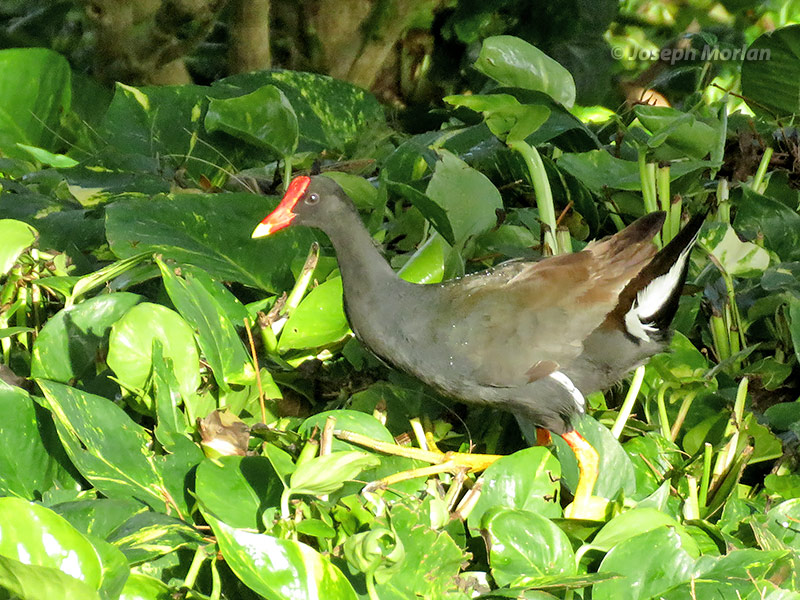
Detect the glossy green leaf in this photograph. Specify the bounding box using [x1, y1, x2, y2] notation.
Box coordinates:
[0, 555, 100, 600]
[426, 150, 502, 242]
[587, 508, 700, 557]
[205, 85, 298, 157]
[36, 380, 168, 510]
[485, 508, 576, 586]
[386, 181, 456, 245]
[119, 573, 172, 600]
[205, 512, 358, 600]
[0, 497, 103, 592]
[0, 48, 71, 159]
[474, 36, 576, 108]
[31, 293, 142, 383]
[214, 70, 385, 153]
[445, 94, 550, 142]
[157, 259, 254, 388]
[763, 499, 800, 551]
[289, 451, 380, 496]
[0, 219, 36, 276]
[106, 192, 314, 293]
[735, 188, 800, 262]
[52, 499, 148, 540]
[107, 302, 200, 400]
[0, 381, 75, 500]
[634, 105, 721, 160]
[398, 233, 449, 284]
[741, 24, 800, 117]
[468, 447, 561, 530]
[106, 511, 204, 564]
[195, 456, 283, 530]
[278, 277, 351, 351]
[374, 503, 466, 600]
[593, 527, 695, 600]
[699, 222, 771, 277]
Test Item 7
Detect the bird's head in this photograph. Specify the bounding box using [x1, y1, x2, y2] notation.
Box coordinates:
[251, 175, 350, 238]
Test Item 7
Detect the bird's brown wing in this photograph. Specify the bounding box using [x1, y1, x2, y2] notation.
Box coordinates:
[435, 213, 664, 388]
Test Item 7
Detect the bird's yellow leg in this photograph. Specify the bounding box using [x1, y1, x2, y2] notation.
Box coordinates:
[561, 430, 607, 519]
[334, 429, 503, 490]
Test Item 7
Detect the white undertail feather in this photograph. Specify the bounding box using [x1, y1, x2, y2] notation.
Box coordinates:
[549, 371, 586, 412]
[624, 231, 699, 342]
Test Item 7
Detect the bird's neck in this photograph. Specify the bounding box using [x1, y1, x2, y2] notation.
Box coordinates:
[317, 206, 405, 300]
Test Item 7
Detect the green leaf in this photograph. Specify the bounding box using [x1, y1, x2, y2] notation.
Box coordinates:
[593, 527, 695, 600]
[485, 508, 576, 587]
[468, 447, 561, 530]
[0, 48, 71, 159]
[107, 302, 200, 401]
[699, 222, 771, 277]
[119, 573, 172, 600]
[289, 451, 380, 496]
[735, 188, 800, 262]
[31, 293, 142, 383]
[634, 105, 721, 160]
[214, 70, 386, 153]
[426, 150, 503, 243]
[16, 144, 79, 168]
[106, 511, 204, 564]
[0, 380, 75, 500]
[474, 36, 576, 108]
[157, 259, 254, 389]
[586, 508, 700, 557]
[52, 499, 148, 540]
[205, 85, 298, 157]
[0, 497, 103, 592]
[0, 555, 100, 600]
[741, 24, 800, 117]
[385, 181, 456, 245]
[36, 380, 169, 510]
[0, 219, 36, 276]
[764, 498, 800, 551]
[106, 192, 314, 293]
[278, 277, 351, 351]
[195, 456, 283, 530]
[204, 512, 358, 600]
[445, 94, 550, 142]
[397, 233, 449, 284]
[374, 503, 466, 600]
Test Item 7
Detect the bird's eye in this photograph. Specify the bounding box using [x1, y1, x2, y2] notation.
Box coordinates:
[306, 193, 320, 205]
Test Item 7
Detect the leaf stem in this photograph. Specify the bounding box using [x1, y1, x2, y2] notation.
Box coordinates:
[699, 442, 713, 509]
[611, 365, 645, 439]
[183, 545, 208, 590]
[508, 140, 559, 255]
[752, 147, 773, 194]
[656, 385, 671, 439]
[670, 391, 696, 441]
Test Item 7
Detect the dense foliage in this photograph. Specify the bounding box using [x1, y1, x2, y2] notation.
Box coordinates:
[2, 3, 800, 599]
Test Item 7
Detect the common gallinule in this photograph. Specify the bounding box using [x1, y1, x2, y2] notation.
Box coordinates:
[253, 175, 704, 517]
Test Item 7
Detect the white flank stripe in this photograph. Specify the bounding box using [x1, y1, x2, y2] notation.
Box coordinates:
[549, 371, 585, 411]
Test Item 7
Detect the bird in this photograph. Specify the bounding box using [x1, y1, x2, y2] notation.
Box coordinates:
[252, 174, 704, 518]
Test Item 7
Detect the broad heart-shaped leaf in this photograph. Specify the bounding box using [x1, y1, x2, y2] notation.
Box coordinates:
[426, 150, 502, 243]
[52, 499, 149, 540]
[0, 555, 100, 600]
[205, 85, 298, 157]
[556, 150, 713, 195]
[278, 277, 351, 351]
[741, 24, 800, 117]
[699, 221, 771, 277]
[106, 192, 315, 293]
[203, 512, 358, 600]
[468, 447, 561, 531]
[593, 527, 695, 600]
[0, 497, 103, 592]
[119, 573, 171, 600]
[157, 259, 254, 389]
[586, 508, 700, 557]
[474, 36, 576, 108]
[763, 498, 800, 551]
[484, 508, 576, 587]
[735, 188, 800, 262]
[445, 94, 551, 143]
[633, 105, 722, 161]
[195, 456, 283, 530]
[36, 380, 170, 511]
[0, 381, 77, 500]
[374, 503, 466, 600]
[289, 451, 380, 496]
[212, 70, 385, 153]
[385, 181, 456, 245]
[0, 48, 71, 159]
[0, 219, 36, 275]
[31, 292, 142, 384]
[552, 414, 636, 500]
[107, 302, 200, 402]
[106, 511, 204, 564]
